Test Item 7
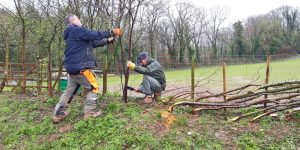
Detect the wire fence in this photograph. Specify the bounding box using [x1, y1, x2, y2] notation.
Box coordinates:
[101, 53, 299, 73]
[1, 53, 299, 98]
[155, 54, 297, 69]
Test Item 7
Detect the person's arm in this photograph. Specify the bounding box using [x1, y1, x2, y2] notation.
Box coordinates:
[134, 63, 156, 75]
[76, 27, 111, 41]
[92, 36, 115, 48]
[92, 39, 108, 48]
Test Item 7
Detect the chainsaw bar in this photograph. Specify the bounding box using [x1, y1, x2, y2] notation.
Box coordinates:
[126, 86, 135, 91]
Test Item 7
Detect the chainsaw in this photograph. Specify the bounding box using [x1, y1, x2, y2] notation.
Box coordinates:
[126, 85, 142, 93]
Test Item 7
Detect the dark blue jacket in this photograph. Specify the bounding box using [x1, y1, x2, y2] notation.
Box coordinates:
[63, 25, 111, 74]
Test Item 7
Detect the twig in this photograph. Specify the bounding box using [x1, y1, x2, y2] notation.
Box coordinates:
[195, 84, 260, 101]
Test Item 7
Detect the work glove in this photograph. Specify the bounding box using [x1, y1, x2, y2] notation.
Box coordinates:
[127, 61, 136, 70]
[107, 36, 115, 44]
[111, 28, 123, 36]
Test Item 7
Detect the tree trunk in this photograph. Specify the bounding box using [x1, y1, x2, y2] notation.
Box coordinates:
[149, 31, 155, 58]
[52, 30, 63, 91]
[20, 22, 26, 94]
[0, 33, 10, 92]
[46, 22, 59, 97]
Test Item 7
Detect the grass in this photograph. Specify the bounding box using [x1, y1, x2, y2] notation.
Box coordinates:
[0, 93, 299, 149]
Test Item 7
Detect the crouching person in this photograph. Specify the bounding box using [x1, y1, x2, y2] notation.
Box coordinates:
[127, 52, 166, 104]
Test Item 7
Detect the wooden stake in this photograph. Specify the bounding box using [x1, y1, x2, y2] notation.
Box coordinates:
[102, 54, 108, 95]
[264, 55, 271, 108]
[191, 57, 195, 99]
[222, 62, 227, 101]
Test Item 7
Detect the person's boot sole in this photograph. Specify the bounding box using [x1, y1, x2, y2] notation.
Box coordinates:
[52, 112, 69, 124]
[142, 97, 154, 104]
[83, 111, 103, 120]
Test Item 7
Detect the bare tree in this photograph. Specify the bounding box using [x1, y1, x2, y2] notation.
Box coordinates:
[157, 20, 178, 67]
[244, 17, 261, 55]
[98, 0, 126, 95]
[99, 0, 146, 101]
[184, 7, 207, 62]
[121, 0, 145, 102]
[278, 6, 299, 46]
[191, 8, 207, 63]
[143, 0, 165, 58]
[85, 0, 100, 29]
[13, 0, 37, 93]
[38, 0, 66, 97]
[205, 6, 228, 60]
[167, 2, 196, 63]
[0, 10, 16, 92]
[66, 0, 82, 17]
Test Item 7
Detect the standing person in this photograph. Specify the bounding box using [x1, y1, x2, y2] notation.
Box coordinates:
[127, 52, 166, 104]
[53, 14, 122, 123]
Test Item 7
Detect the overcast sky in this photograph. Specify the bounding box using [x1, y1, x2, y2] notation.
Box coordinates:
[1, 0, 300, 25]
[188, 0, 300, 24]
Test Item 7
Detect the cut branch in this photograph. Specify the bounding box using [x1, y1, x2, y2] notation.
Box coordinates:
[170, 80, 300, 122]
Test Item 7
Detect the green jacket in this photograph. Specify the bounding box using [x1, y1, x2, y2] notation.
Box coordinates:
[134, 57, 166, 90]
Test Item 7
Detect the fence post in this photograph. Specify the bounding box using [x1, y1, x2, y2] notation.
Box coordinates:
[191, 56, 195, 99]
[222, 62, 227, 101]
[22, 63, 26, 94]
[264, 55, 271, 108]
[37, 61, 42, 95]
[48, 55, 53, 97]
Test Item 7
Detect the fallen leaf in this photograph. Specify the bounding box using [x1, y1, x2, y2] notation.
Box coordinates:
[59, 124, 73, 133]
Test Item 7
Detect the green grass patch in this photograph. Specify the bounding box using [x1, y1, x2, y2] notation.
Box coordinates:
[0, 93, 299, 149]
[237, 133, 260, 150]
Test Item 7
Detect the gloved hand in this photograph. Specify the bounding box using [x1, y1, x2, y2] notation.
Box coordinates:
[134, 87, 141, 93]
[107, 36, 115, 43]
[127, 61, 136, 70]
[111, 28, 123, 36]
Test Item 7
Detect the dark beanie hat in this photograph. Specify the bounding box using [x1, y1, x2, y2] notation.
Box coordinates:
[137, 52, 149, 64]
